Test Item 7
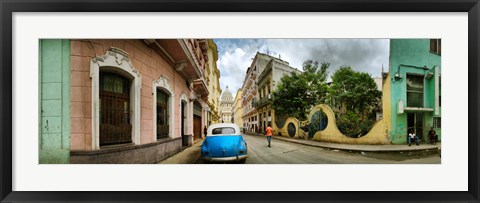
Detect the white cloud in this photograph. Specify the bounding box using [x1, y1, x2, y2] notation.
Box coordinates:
[215, 40, 262, 97]
[214, 39, 389, 98]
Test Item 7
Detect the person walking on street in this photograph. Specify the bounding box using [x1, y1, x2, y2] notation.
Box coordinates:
[265, 124, 273, 148]
[203, 126, 208, 138]
[408, 129, 419, 146]
[428, 127, 437, 144]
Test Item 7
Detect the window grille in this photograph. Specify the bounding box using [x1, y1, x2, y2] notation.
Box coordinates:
[99, 72, 132, 146]
[434, 117, 441, 128]
[157, 90, 169, 139]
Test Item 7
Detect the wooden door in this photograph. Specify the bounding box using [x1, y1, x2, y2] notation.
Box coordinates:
[194, 115, 201, 140]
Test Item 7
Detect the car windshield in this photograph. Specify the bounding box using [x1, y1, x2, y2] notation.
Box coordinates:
[211, 127, 236, 135]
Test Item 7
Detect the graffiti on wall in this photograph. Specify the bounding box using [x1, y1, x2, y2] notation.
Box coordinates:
[308, 110, 328, 139]
[273, 104, 390, 145]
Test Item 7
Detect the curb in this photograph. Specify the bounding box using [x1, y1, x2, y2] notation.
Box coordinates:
[191, 141, 203, 164]
[158, 140, 203, 164]
[244, 132, 440, 153]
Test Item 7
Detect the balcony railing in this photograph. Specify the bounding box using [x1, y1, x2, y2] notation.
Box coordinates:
[253, 95, 271, 108]
[257, 61, 273, 83]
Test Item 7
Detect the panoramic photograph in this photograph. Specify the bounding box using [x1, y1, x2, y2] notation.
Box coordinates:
[39, 38, 441, 164]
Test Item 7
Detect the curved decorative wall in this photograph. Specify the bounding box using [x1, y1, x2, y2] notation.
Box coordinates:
[273, 117, 302, 139]
[273, 104, 391, 145]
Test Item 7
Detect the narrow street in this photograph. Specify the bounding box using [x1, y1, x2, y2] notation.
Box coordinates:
[194, 133, 441, 164]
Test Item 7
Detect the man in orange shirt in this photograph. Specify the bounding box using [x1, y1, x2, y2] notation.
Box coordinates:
[265, 124, 273, 148]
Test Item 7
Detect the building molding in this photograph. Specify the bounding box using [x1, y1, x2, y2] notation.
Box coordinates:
[90, 48, 142, 150]
[175, 60, 188, 72]
[152, 75, 176, 141]
[178, 39, 202, 80]
[180, 92, 189, 135]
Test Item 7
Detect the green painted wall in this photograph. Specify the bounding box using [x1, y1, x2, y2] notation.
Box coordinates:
[39, 39, 71, 163]
[389, 39, 441, 144]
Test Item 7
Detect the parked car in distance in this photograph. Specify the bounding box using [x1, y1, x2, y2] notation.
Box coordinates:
[201, 123, 248, 163]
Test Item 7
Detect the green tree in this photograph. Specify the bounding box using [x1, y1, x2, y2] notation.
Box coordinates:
[330, 66, 382, 137]
[272, 60, 330, 120]
[303, 60, 330, 104]
[330, 66, 381, 113]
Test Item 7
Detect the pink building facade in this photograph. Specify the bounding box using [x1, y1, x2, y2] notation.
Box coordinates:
[69, 39, 209, 163]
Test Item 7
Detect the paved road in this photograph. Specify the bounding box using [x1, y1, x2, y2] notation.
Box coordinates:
[196, 133, 441, 164]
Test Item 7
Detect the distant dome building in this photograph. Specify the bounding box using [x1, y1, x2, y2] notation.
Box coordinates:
[220, 86, 234, 123]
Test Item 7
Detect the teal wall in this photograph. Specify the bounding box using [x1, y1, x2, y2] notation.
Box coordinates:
[39, 39, 71, 163]
[389, 39, 441, 144]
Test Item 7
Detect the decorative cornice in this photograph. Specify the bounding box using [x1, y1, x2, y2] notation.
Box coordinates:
[109, 47, 130, 59]
[153, 75, 174, 95]
[175, 60, 188, 72]
[91, 47, 140, 79]
[180, 92, 189, 102]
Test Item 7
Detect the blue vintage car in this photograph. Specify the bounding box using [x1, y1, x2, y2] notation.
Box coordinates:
[201, 123, 248, 163]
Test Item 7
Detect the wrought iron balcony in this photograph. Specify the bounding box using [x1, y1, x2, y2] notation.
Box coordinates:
[253, 95, 272, 108]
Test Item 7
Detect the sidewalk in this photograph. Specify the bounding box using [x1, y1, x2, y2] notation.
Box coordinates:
[245, 132, 441, 152]
[158, 139, 203, 164]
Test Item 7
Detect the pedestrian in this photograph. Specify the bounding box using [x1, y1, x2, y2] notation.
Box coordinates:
[428, 127, 437, 144]
[408, 129, 419, 146]
[265, 124, 273, 148]
[203, 125, 207, 138]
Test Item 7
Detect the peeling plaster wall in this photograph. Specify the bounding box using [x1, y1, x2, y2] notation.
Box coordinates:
[382, 73, 392, 143]
[389, 39, 441, 144]
[39, 39, 71, 163]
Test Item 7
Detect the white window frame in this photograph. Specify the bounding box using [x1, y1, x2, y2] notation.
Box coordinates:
[90, 48, 141, 150]
[180, 92, 189, 136]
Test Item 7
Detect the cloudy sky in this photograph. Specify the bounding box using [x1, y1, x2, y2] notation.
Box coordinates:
[214, 39, 390, 97]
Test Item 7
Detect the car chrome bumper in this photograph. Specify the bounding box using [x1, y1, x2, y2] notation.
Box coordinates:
[203, 155, 248, 162]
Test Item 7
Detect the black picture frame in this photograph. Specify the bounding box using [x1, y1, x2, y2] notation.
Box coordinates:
[1, 0, 479, 202]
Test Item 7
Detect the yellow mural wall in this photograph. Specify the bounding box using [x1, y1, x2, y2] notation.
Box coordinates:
[310, 104, 389, 144]
[273, 103, 392, 145]
[271, 76, 394, 144]
[272, 116, 302, 139]
[382, 73, 392, 143]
